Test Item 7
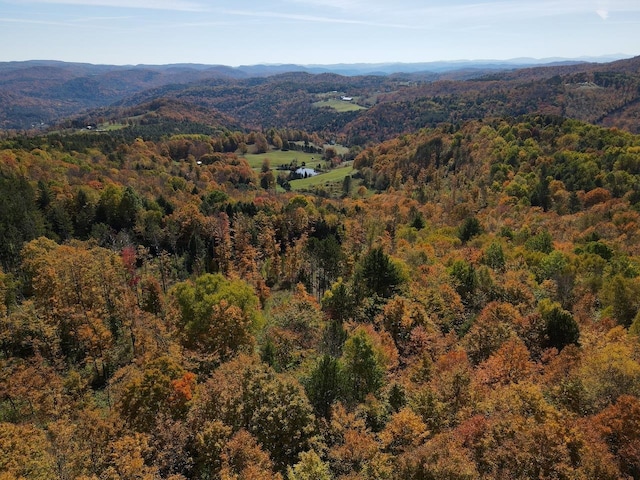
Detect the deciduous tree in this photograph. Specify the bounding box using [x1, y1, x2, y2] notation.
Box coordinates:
[190, 355, 317, 471]
[171, 273, 261, 366]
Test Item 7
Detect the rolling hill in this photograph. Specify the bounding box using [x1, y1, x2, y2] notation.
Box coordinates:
[64, 56, 640, 145]
[2, 56, 638, 136]
[3, 55, 640, 480]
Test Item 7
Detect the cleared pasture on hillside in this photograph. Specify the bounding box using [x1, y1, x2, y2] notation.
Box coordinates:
[312, 99, 367, 112]
[244, 150, 322, 169]
[289, 164, 354, 191]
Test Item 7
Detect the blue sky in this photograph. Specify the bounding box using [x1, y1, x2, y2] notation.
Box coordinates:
[1, 0, 639, 65]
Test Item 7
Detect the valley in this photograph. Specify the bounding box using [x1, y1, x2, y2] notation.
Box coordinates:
[1, 55, 640, 480]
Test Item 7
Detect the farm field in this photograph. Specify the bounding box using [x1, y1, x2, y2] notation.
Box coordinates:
[289, 163, 354, 191]
[312, 98, 367, 112]
[244, 149, 323, 169]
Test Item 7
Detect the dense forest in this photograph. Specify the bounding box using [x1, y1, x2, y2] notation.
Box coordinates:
[2, 58, 640, 480]
[3, 56, 640, 139]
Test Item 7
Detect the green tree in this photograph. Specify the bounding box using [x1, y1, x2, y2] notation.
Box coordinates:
[72, 188, 96, 239]
[0, 174, 45, 271]
[483, 242, 505, 270]
[355, 247, 404, 300]
[525, 230, 554, 254]
[322, 279, 355, 323]
[171, 273, 262, 364]
[308, 235, 345, 299]
[116, 185, 142, 230]
[602, 275, 640, 327]
[190, 355, 317, 471]
[342, 175, 352, 197]
[46, 201, 74, 241]
[287, 450, 331, 480]
[95, 184, 122, 229]
[341, 328, 385, 404]
[539, 300, 580, 350]
[305, 354, 342, 419]
[450, 259, 477, 302]
[410, 210, 426, 230]
[458, 216, 482, 243]
[531, 173, 551, 211]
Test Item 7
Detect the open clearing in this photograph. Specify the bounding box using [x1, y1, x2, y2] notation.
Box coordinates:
[290, 164, 354, 191]
[312, 99, 367, 112]
[244, 149, 323, 170]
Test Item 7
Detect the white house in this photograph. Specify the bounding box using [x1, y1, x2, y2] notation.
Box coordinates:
[295, 167, 318, 177]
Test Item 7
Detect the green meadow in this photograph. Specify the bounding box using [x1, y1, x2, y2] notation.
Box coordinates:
[289, 164, 354, 191]
[244, 150, 322, 169]
[312, 99, 367, 112]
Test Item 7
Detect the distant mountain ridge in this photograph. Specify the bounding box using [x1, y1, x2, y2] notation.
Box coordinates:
[0, 55, 637, 133]
[98, 55, 640, 143]
[3, 54, 628, 75]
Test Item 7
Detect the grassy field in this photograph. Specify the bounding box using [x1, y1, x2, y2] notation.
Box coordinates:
[287, 141, 350, 156]
[101, 123, 127, 131]
[244, 150, 322, 169]
[99, 114, 146, 131]
[246, 148, 356, 194]
[322, 143, 350, 156]
[312, 99, 367, 113]
[290, 164, 354, 191]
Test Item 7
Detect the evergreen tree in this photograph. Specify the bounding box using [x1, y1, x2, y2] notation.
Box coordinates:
[305, 355, 342, 419]
[541, 301, 580, 350]
[355, 247, 404, 300]
[458, 216, 482, 243]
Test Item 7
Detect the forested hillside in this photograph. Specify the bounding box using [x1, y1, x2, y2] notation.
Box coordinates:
[3, 55, 640, 480]
[3, 56, 640, 140]
[343, 56, 640, 142]
[75, 56, 640, 145]
[2, 100, 640, 479]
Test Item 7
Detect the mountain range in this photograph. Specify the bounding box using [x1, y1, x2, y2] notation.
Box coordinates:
[0, 55, 638, 139]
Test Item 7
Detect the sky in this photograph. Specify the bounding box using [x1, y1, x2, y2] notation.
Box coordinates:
[1, 0, 639, 66]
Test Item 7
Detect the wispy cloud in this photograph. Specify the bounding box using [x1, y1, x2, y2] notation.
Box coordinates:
[0, 16, 71, 26]
[0, 14, 136, 31]
[136, 19, 242, 30]
[410, 1, 576, 22]
[223, 9, 420, 29]
[385, 0, 640, 26]
[23, 0, 206, 12]
[283, 0, 365, 9]
[224, 0, 640, 33]
[70, 15, 134, 22]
